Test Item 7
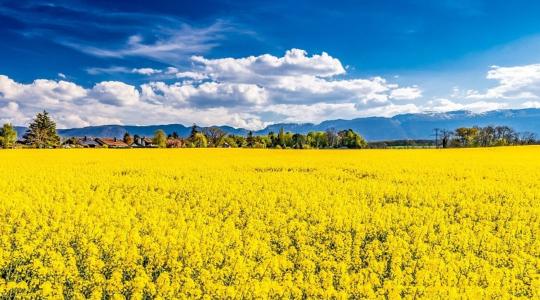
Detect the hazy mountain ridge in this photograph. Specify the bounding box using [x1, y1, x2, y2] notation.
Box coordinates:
[13, 108, 540, 141]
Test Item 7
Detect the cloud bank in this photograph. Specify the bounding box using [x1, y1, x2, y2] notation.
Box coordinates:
[0, 49, 426, 129]
[3, 49, 535, 130]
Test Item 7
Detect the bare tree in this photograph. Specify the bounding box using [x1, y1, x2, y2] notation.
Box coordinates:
[477, 126, 495, 147]
[325, 128, 338, 148]
[203, 126, 227, 147]
[519, 132, 536, 145]
[440, 129, 452, 148]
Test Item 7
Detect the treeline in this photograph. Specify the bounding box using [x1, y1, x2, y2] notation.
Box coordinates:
[368, 140, 435, 149]
[437, 126, 537, 148]
[368, 126, 538, 149]
[169, 126, 368, 149]
[1, 111, 538, 149]
[0, 111, 368, 149]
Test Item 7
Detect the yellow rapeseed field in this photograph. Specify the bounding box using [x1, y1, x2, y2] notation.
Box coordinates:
[0, 148, 539, 299]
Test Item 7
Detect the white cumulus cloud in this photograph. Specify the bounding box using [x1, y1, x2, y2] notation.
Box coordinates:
[175, 71, 208, 80]
[132, 68, 161, 75]
[190, 49, 421, 106]
[467, 64, 540, 99]
[0, 49, 431, 129]
[90, 81, 140, 106]
[390, 86, 423, 100]
[192, 48, 346, 80]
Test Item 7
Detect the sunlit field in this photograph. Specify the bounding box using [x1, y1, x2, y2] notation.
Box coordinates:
[0, 148, 539, 298]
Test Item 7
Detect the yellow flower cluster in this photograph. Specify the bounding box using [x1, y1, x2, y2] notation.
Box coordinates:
[0, 148, 539, 299]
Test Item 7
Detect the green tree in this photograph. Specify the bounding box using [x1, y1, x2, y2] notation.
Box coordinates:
[152, 129, 167, 148]
[123, 132, 133, 145]
[0, 123, 18, 149]
[268, 131, 277, 147]
[192, 133, 208, 148]
[338, 129, 367, 148]
[259, 135, 273, 148]
[284, 131, 293, 148]
[223, 136, 239, 148]
[278, 128, 286, 147]
[189, 124, 199, 140]
[307, 131, 328, 148]
[246, 131, 255, 147]
[228, 135, 246, 147]
[292, 133, 306, 149]
[23, 111, 60, 148]
[454, 127, 479, 147]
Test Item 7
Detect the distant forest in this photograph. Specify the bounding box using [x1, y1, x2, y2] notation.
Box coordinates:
[369, 126, 537, 149]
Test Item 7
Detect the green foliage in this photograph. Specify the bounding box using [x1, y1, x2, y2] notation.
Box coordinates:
[189, 124, 199, 140]
[246, 131, 255, 147]
[252, 141, 266, 148]
[443, 126, 531, 148]
[307, 131, 328, 148]
[257, 135, 271, 148]
[230, 128, 368, 149]
[338, 129, 367, 148]
[455, 127, 479, 147]
[192, 133, 208, 148]
[23, 111, 60, 148]
[153, 130, 167, 148]
[292, 133, 306, 149]
[226, 135, 246, 147]
[223, 136, 238, 148]
[0, 123, 17, 149]
[278, 128, 286, 147]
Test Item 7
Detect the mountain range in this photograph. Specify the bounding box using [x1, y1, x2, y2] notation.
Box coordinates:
[13, 108, 540, 141]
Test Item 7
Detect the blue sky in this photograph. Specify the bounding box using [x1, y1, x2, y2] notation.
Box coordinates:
[2, 0, 540, 128]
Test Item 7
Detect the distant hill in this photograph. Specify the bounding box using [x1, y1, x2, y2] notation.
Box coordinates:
[57, 124, 249, 139]
[14, 126, 27, 138]
[59, 124, 192, 139]
[259, 108, 540, 140]
[13, 108, 540, 141]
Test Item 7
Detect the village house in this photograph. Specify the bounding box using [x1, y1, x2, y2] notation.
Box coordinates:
[95, 137, 130, 148]
[78, 136, 100, 148]
[62, 136, 100, 148]
[131, 136, 156, 148]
